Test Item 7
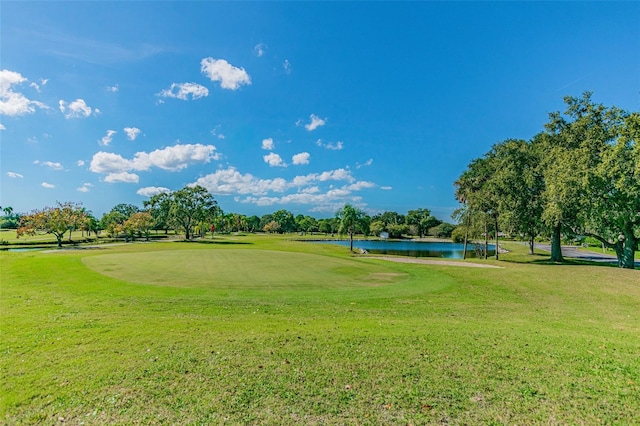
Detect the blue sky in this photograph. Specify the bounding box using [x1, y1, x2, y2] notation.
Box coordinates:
[1, 2, 638, 220]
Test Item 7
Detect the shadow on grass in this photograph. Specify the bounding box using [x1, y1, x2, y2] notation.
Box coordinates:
[175, 239, 253, 246]
[500, 254, 626, 268]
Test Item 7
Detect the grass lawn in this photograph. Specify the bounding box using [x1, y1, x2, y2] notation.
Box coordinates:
[2, 235, 639, 424]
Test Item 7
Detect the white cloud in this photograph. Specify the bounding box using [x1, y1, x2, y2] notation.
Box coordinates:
[194, 166, 375, 211]
[292, 152, 310, 165]
[41, 182, 55, 189]
[105, 172, 139, 183]
[261, 137, 274, 150]
[380, 186, 393, 190]
[254, 43, 267, 57]
[304, 114, 326, 131]
[0, 70, 48, 116]
[263, 152, 286, 167]
[283, 59, 291, 74]
[345, 181, 375, 191]
[0, 124, 5, 130]
[356, 158, 373, 169]
[77, 160, 85, 167]
[29, 79, 47, 92]
[291, 168, 355, 187]
[6, 171, 23, 178]
[137, 186, 171, 197]
[90, 143, 218, 175]
[210, 126, 225, 139]
[99, 129, 117, 146]
[158, 82, 209, 100]
[201, 57, 251, 90]
[59, 98, 96, 118]
[107, 84, 119, 92]
[316, 139, 343, 150]
[194, 167, 288, 195]
[89, 152, 134, 173]
[76, 183, 93, 192]
[123, 127, 141, 141]
[34, 160, 63, 170]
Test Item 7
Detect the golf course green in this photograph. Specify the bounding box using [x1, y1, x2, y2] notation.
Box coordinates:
[2, 236, 639, 424]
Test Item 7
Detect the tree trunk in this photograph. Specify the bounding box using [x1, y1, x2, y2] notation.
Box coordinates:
[349, 231, 354, 252]
[494, 216, 499, 260]
[462, 217, 469, 260]
[484, 219, 488, 260]
[528, 234, 535, 255]
[620, 229, 637, 269]
[56, 235, 63, 248]
[550, 224, 564, 262]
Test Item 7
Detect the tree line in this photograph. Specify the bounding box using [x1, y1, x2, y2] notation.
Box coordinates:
[12, 189, 453, 248]
[455, 92, 639, 269]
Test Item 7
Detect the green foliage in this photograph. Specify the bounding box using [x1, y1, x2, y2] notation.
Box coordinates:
[451, 226, 466, 243]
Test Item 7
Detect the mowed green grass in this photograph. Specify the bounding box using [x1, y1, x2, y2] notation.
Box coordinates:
[2, 236, 639, 425]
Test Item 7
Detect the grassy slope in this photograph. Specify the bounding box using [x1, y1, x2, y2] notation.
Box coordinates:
[1, 236, 639, 424]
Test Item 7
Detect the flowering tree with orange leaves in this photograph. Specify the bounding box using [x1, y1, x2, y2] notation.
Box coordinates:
[17, 202, 87, 247]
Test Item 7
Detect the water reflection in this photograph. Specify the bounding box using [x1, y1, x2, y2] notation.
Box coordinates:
[314, 240, 495, 259]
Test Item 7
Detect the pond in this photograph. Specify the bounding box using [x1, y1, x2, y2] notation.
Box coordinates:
[5, 248, 44, 252]
[314, 240, 495, 259]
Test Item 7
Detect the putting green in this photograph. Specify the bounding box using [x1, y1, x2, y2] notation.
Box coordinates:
[82, 249, 408, 289]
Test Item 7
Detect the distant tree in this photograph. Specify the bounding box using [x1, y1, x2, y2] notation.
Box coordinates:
[17, 202, 87, 247]
[263, 220, 281, 233]
[336, 204, 365, 251]
[246, 215, 261, 233]
[271, 210, 296, 233]
[369, 220, 385, 237]
[170, 185, 218, 240]
[429, 223, 456, 238]
[124, 211, 153, 241]
[387, 223, 409, 239]
[407, 208, 440, 237]
[143, 192, 172, 234]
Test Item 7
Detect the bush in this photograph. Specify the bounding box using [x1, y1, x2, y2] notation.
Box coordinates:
[451, 226, 466, 243]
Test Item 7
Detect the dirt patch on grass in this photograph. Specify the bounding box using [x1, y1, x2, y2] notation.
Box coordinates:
[371, 256, 503, 268]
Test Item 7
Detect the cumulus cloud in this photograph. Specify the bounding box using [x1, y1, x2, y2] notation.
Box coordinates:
[254, 43, 267, 57]
[194, 166, 375, 211]
[345, 181, 375, 191]
[77, 160, 85, 167]
[316, 139, 343, 150]
[380, 186, 393, 190]
[137, 186, 171, 197]
[193, 167, 288, 195]
[201, 57, 251, 90]
[34, 160, 64, 170]
[0, 124, 5, 130]
[6, 171, 23, 178]
[90, 143, 218, 175]
[263, 152, 286, 167]
[107, 84, 119, 92]
[41, 182, 55, 189]
[261, 137, 274, 150]
[123, 127, 141, 141]
[105, 172, 139, 183]
[99, 129, 117, 146]
[0, 70, 48, 116]
[292, 152, 310, 165]
[158, 82, 209, 100]
[59, 98, 96, 118]
[303, 114, 326, 131]
[77, 182, 93, 192]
